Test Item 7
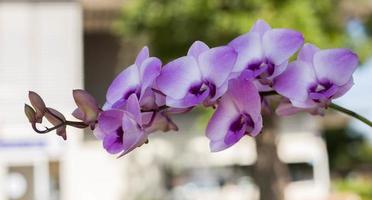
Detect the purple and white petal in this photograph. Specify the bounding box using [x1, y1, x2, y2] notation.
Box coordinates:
[228, 78, 262, 120]
[274, 61, 317, 106]
[263, 29, 304, 65]
[228, 32, 263, 73]
[103, 131, 124, 154]
[198, 46, 237, 87]
[106, 65, 140, 104]
[250, 19, 271, 35]
[124, 94, 142, 125]
[166, 90, 209, 108]
[313, 49, 358, 86]
[138, 57, 162, 96]
[298, 43, 320, 63]
[157, 56, 202, 100]
[135, 46, 149, 67]
[187, 41, 209, 60]
[118, 112, 147, 157]
[98, 109, 123, 134]
[332, 78, 354, 99]
[206, 94, 241, 152]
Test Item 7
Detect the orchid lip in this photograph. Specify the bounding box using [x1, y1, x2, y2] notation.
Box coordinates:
[308, 81, 339, 103]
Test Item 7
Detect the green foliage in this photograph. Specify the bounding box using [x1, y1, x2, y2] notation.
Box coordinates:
[334, 178, 372, 200]
[114, 0, 370, 61]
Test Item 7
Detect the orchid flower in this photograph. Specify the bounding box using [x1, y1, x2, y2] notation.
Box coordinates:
[273, 43, 358, 115]
[156, 41, 237, 108]
[228, 19, 304, 90]
[206, 78, 263, 152]
[96, 94, 149, 156]
[104, 46, 162, 110]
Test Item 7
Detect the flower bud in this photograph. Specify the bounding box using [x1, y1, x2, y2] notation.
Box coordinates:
[24, 104, 36, 123]
[72, 89, 99, 125]
[28, 91, 46, 123]
[45, 107, 67, 140]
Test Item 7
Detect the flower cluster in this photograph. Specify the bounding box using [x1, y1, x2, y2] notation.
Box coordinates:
[25, 19, 359, 157]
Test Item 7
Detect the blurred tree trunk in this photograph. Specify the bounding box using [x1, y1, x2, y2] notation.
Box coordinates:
[253, 117, 290, 200]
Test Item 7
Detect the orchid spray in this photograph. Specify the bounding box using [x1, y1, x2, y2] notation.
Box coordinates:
[25, 20, 371, 157]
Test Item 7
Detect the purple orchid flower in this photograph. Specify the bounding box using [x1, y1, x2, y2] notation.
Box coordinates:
[228, 19, 304, 90]
[206, 78, 263, 152]
[156, 41, 237, 108]
[96, 94, 148, 157]
[104, 46, 162, 110]
[273, 43, 358, 115]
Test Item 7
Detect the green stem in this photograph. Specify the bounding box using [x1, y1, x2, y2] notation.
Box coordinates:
[329, 103, 372, 127]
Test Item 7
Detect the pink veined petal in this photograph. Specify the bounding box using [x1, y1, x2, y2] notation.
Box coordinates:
[313, 49, 358, 86]
[124, 94, 142, 125]
[98, 109, 123, 134]
[198, 46, 237, 87]
[143, 112, 178, 133]
[263, 28, 304, 65]
[187, 41, 209, 60]
[118, 112, 147, 157]
[135, 46, 149, 67]
[332, 77, 354, 99]
[249, 19, 271, 35]
[227, 78, 262, 120]
[156, 56, 202, 99]
[298, 43, 320, 63]
[273, 61, 317, 106]
[139, 57, 161, 97]
[206, 94, 240, 152]
[106, 64, 140, 104]
[228, 32, 264, 73]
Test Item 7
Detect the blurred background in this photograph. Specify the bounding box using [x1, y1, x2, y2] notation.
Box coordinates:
[0, 0, 371, 200]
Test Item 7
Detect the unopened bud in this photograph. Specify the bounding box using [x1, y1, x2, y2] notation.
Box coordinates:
[72, 89, 99, 124]
[24, 104, 36, 123]
[28, 91, 46, 123]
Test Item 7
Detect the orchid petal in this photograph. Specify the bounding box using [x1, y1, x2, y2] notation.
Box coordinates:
[187, 41, 209, 59]
[274, 61, 317, 107]
[206, 94, 240, 152]
[166, 90, 209, 108]
[228, 32, 263, 73]
[198, 46, 237, 87]
[313, 49, 358, 86]
[103, 132, 124, 154]
[298, 43, 320, 63]
[263, 29, 304, 65]
[139, 57, 161, 96]
[98, 110, 123, 134]
[332, 78, 354, 99]
[119, 112, 147, 157]
[106, 64, 140, 104]
[124, 94, 142, 124]
[156, 56, 202, 99]
[250, 19, 271, 35]
[135, 46, 149, 67]
[228, 78, 261, 120]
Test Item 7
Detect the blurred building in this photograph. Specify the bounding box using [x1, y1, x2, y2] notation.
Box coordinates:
[0, 0, 332, 200]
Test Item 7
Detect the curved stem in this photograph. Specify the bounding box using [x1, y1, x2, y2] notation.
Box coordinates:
[329, 103, 372, 127]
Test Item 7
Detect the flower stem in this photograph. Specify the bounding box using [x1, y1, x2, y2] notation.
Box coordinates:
[329, 103, 372, 127]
